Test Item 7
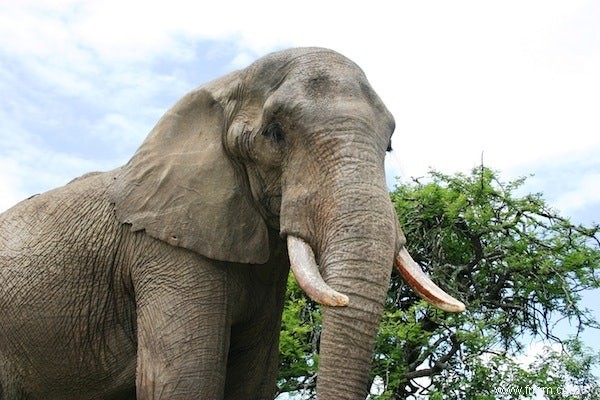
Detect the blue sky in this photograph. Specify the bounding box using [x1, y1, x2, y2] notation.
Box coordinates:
[1, 0, 599, 382]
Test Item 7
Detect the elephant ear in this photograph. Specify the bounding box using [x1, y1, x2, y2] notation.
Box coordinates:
[111, 88, 269, 264]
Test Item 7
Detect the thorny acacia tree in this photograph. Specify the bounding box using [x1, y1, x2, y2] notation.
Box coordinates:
[277, 167, 600, 399]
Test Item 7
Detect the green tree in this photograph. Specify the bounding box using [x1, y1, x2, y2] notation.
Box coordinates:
[277, 167, 600, 399]
[277, 274, 320, 398]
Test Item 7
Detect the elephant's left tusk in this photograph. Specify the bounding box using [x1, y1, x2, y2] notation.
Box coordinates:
[395, 247, 466, 313]
[287, 236, 350, 307]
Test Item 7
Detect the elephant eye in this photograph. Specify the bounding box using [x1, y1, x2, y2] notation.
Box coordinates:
[263, 123, 285, 144]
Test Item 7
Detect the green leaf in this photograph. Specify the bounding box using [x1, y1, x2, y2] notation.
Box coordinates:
[278, 166, 600, 398]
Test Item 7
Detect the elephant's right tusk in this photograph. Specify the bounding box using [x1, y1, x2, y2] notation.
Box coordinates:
[395, 247, 466, 313]
[287, 236, 350, 307]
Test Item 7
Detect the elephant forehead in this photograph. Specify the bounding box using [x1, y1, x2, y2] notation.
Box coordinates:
[266, 75, 371, 116]
[292, 64, 365, 96]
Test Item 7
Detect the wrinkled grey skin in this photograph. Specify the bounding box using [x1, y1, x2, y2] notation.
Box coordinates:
[0, 48, 400, 399]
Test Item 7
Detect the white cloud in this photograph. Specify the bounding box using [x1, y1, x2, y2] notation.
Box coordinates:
[0, 159, 27, 212]
[1, 0, 599, 213]
[509, 149, 600, 223]
[1, 136, 113, 200]
[515, 341, 562, 368]
[553, 172, 600, 215]
[383, 1, 600, 179]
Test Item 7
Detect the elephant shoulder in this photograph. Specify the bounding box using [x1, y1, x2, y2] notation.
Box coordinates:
[0, 171, 117, 234]
[67, 170, 104, 185]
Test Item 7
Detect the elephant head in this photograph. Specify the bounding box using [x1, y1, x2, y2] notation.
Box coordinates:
[112, 47, 464, 399]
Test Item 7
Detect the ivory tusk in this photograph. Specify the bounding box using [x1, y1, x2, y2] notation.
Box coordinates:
[395, 247, 466, 313]
[287, 236, 350, 307]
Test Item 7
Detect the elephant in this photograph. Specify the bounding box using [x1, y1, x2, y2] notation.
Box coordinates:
[0, 47, 464, 400]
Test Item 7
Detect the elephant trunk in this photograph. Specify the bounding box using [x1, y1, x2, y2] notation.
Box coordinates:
[284, 179, 396, 399]
[316, 186, 395, 399]
[281, 117, 465, 397]
[285, 182, 465, 399]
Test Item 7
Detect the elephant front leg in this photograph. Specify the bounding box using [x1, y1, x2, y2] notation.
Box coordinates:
[223, 262, 290, 399]
[136, 329, 229, 400]
[133, 257, 231, 399]
[223, 317, 283, 400]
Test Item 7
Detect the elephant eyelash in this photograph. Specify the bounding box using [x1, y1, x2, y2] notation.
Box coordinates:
[263, 123, 285, 144]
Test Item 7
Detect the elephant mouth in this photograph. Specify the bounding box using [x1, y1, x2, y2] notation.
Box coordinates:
[286, 235, 465, 313]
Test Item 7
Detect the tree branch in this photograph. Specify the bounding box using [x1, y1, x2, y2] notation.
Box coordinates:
[404, 334, 462, 380]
